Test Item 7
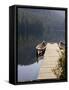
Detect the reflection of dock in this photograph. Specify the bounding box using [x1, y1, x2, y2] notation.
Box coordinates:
[38, 43, 62, 79]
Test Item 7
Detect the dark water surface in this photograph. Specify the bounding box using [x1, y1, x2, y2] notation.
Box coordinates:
[18, 8, 65, 65]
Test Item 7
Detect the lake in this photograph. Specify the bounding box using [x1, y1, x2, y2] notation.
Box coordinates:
[18, 57, 43, 82]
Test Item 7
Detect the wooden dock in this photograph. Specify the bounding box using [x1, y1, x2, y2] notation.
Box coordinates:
[38, 43, 62, 79]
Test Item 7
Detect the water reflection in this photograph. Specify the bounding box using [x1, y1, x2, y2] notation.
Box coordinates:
[18, 57, 43, 82]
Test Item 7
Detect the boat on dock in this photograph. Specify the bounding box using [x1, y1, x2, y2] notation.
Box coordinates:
[36, 41, 46, 58]
[59, 41, 65, 49]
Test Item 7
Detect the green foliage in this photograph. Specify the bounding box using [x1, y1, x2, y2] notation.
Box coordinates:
[59, 49, 65, 79]
[52, 48, 65, 79]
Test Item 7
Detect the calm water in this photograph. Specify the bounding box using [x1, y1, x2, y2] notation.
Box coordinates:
[18, 58, 43, 82]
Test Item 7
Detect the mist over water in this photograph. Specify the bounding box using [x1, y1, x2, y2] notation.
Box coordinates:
[18, 59, 43, 82]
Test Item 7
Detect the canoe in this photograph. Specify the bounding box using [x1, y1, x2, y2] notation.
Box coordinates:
[59, 41, 65, 49]
[36, 41, 46, 58]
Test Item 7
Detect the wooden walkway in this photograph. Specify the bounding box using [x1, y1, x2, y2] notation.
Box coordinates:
[38, 43, 62, 79]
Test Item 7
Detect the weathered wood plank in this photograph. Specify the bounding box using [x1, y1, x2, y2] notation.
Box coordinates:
[38, 43, 61, 79]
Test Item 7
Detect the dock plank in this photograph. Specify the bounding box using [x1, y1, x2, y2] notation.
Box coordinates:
[38, 43, 61, 79]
